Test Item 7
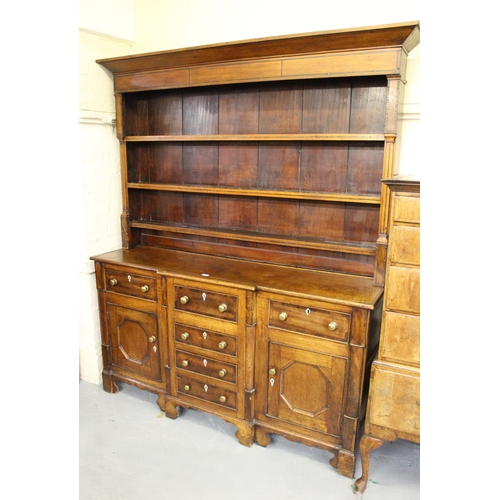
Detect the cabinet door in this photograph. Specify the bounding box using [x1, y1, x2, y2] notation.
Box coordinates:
[265, 341, 347, 437]
[107, 303, 161, 381]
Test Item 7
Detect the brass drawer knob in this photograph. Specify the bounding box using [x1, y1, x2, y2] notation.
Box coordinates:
[109, 278, 118, 286]
[148, 336, 156, 343]
[181, 332, 190, 341]
[218, 341, 227, 349]
[218, 369, 227, 378]
[141, 285, 149, 293]
[181, 360, 189, 367]
[183, 384, 190, 391]
[278, 312, 288, 321]
[218, 303, 228, 313]
[219, 395, 227, 403]
[269, 368, 277, 376]
[328, 321, 338, 331]
[180, 296, 189, 304]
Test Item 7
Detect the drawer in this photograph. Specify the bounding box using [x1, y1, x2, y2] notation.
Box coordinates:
[380, 311, 420, 367]
[369, 365, 420, 437]
[174, 324, 237, 356]
[389, 225, 420, 267]
[174, 285, 238, 322]
[269, 300, 350, 342]
[104, 268, 157, 301]
[393, 194, 420, 224]
[385, 266, 420, 315]
[176, 350, 237, 384]
[177, 375, 237, 410]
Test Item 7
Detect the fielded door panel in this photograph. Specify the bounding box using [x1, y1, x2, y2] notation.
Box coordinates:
[107, 303, 161, 381]
[266, 342, 347, 436]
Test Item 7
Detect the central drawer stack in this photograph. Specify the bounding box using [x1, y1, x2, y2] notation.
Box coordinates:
[162, 276, 256, 446]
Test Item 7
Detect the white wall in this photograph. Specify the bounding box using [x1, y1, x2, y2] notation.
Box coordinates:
[79, 0, 421, 384]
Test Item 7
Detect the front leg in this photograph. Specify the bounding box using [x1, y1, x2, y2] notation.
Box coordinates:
[354, 435, 384, 493]
[164, 399, 182, 419]
[235, 424, 254, 447]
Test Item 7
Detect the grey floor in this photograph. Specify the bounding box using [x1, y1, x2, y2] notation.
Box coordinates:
[80, 380, 419, 500]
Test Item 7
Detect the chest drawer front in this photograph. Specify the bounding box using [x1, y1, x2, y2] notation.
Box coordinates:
[104, 268, 157, 301]
[393, 195, 420, 224]
[176, 350, 237, 384]
[174, 323, 237, 356]
[269, 300, 350, 342]
[174, 285, 238, 322]
[177, 375, 237, 410]
[369, 366, 420, 437]
[385, 266, 420, 315]
[380, 311, 420, 367]
[389, 225, 420, 267]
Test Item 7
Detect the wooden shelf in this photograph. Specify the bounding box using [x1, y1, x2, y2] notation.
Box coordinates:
[124, 134, 386, 142]
[128, 219, 376, 256]
[127, 183, 381, 204]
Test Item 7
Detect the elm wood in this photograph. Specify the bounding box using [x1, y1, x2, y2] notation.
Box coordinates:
[93, 246, 382, 307]
[141, 232, 376, 276]
[124, 133, 386, 141]
[127, 183, 382, 203]
[92, 23, 419, 483]
[96, 22, 419, 74]
[354, 436, 385, 493]
[128, 218, 378, 255]
[354, 177, 420, 492]
[254, 291, 382, 478]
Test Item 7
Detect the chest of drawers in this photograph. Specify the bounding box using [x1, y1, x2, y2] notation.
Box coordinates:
[355, 176, 420, 492]
[162, 277, 256, 446]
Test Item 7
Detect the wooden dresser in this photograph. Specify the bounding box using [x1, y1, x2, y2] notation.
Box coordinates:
[91, 22, 420, 480]
[355, 176, 420, 492]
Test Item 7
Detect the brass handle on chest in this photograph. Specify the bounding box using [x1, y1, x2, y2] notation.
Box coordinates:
[180, 296, 189, 304]
[141, 285, 149, 293]
[218, 303, 228, 313]
[148, 336, 156, 343]
[181, 360, 189, 367]
[181, 332, 190, 341]
[184, 384, 190, 391]
[328, 322, 338, 331]
[269, 368, 277, 376]
[109, 278, 118, 286]
[219, 395, 227, 403]
[218, 369, 227, 378]
[218, 341, 227, 349]
[278, 312, 288, 321]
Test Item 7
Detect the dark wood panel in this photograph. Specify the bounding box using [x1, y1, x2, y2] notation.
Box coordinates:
[298, 201, 345, 241]
[184, 193, 219, 227]
[258, 142, 300, 190]
[183, 143, 219, 185]
[347, 143, 384, 195]
[182, 88, 219, 134]
[147, 90, 183, 135]
[258, 199, 299, 236]
[259, 82, 302, 133]
[219, 143, 259, 187]
[344, 204, 379, 243]
[219, 84, 259, 134]
[218, 197, 258, 232]
[149, 143, 183, 184]
[300, 143, 349, 192]
[349, 77, 387, 134]
[302, 79, 351, 133]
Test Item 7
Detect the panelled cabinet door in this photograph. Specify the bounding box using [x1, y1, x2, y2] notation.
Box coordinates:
[107, 303, 161, 381]
[266, 342, 347, 436]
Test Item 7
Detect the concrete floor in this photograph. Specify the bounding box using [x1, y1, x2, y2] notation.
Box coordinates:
[79, 380, 419, 500]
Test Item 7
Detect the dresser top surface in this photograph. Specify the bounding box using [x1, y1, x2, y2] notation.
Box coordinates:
[92, 247, 383, 309]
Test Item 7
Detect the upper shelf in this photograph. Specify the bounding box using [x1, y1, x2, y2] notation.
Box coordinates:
[96, 22, 420, 92]
[124, 134, 386, 142]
